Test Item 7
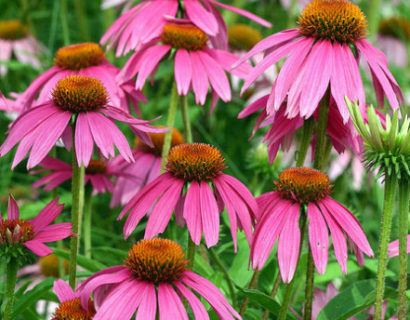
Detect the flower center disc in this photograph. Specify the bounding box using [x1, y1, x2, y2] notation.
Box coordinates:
[52, 298, 95, 320]
[125, 239, 188, 283]
[0, 20, 28, 40]
[85, 160, 107, 175]
[379, 17, 410, 41]
[274, 167, 332, 203]
[298, 0, 367, 43]
[161, 23, 208, 51]
[54, 43, 105, 70]
[39, 254, 69, 278]
[228, 24, 263, 51]
[52, 75, 108, 113]
[0, 219, 34, 244]
[166, 143, 226, 181]
[135, 127, 184, 156]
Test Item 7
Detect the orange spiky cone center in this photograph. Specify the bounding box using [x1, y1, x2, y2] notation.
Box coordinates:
[52, 298, 95, 320]
[55, 42, 105, 70]
[134, 127, 184, 156]
[39, 254, 69, 278]
[161, 23, 208, 51]
[0, 20, 28, 40]
[0, 219, 34, 244]
[85, 160, 107, 175]
[228, 24, 263, 51]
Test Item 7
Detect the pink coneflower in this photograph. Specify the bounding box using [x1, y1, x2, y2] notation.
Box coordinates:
[251, 167, 373, 283]
[0, 195, 71, 257]
[52, 279, 95, 320]
[118, 20, 252, 111]
[16, 42, 146, 114]
[0, 20, 43, 76]
[328, 151, 365, 190]
[0, 75, 161, 169]
[388, 235, 410, 258]
[234, 0, 404, 123]
[101, 0, 270, 56]
[238, 96, 360, 163]
[80, 239, 241, 320]
[31, 156, 137, 195]
[111, 127, 184, 207]
[119, 143, 258, 249]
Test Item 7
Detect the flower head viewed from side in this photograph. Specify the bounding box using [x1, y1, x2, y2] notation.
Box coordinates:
[234, 0, 403, 125]
[101, 0, 270, 56]
[119, 143, 258, 249]
[0, 20, 43, 76]
[0, 75, 162, 169]
[251, 167, 374, 283]
[111, 127, 184, 207]
[80, 239, 241, 320]
[0, 195, 71, 258]
[16, 42, 146, 114]
[52, 279, 95, 320]
[118, 20, 252, 111]
[31, 156, 138, 195]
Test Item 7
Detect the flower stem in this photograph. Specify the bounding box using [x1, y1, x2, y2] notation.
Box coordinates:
[83, 184, 93, 259]
[186, 237, 196, 269]
[209, 248, 238, 309]
[160, 81, 179, 172]
[296, 118, 314, 167]
[304, 250, 315, 320]
[313, 90, 330, 171]
[278, 210, 308, 320]
[69, 124, 85, 289]
[261, 273, 282, 320]
[239, 270, 260, 316]
[180, 95, 193, 143]
[2, 258, 18, 320]
[367, 0, 382, 40]
[397, 179, 409, 320]
[374, 171, 398, 320]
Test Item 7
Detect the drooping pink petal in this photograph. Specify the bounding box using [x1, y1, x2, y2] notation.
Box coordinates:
[388, 235, 410, 258]
[190, 51, 209, 105]
[184, 0, 218, 35]
[75, 113, 94, 167]
[29, 198, 63, 230]
[158, 283, 188, 320]
[207, 48, 252, 79]
[53, 279, 77, 302]
[135, 282, 157, 320]
[23, 240, 53, 256]
[174, 49, 192, 96]
[184, 181, 203, 245]
[199, 181, 220, 247]
[307, 203, 329, 275]
[33, 223, 72, 242]
[174, 282, 209, 320]
[277, 204, 301, 283]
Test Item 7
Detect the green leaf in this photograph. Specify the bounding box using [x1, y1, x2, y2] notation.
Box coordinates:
[51, 248, 106, 272]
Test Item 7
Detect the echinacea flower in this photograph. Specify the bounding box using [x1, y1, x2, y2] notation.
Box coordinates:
[101, 0, 270, 56]
[52, 279, 95, 320]
[31, 156, 138, 195]
[0, 195, 71, 257]
[251, 167, 374, 283]
[111, 127, 184, 207]
[0, 20, 43, 76]
[80, 238, 241, 320]
[234, 0, 404, 123]
[119, 143, 258, 249]
[388, 235, 410, 258]
[118, 20, 252, 111]
[16, 42, 146, 114]
[0, 75, 162, 169]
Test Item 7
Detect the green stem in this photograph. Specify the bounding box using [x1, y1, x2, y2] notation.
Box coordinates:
[69, 123, 85, 290]
[374, 171, 398, 320]
[239, 270, 260, 316]
[278, 210, 308, 320]
[160, 82, 179, 172]
[304, 250, 315, 320]
[186, 237, 196, 269]
[261, 273, 282, 320]
[73, 0, 90, 41]
[397, 179, 409, 320]
[209, 248, 237, 309]
[367, 0, 382, 40]
[180, 95, 193, 143]
[2, 259, 18, 320]
[60, 0, 70, 46]
[313, 90, 330, 171]
[296, 118, 314, 167]
[83, 185, 93, 259]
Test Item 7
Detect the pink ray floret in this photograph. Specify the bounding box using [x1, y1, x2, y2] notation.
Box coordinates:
[388, 235, 410, 258]
[0, 195, 72, 257]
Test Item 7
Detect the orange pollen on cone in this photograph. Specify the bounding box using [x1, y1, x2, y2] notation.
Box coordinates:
[274, 167, 332, 203]
[39, 254, 69, 278]
[85, 159, 107, 175]
[54, 42, 105, 70]
[0, 219, 34, 244]
[298, 0, 367, 43]
[379, 17, 410, 42]
[52, 75, 108, 113]
[228, 24, 263, 51]
[161, 23, 208, 51]
[52, 298, 95, 320]
[125, 239, 188, 283]
[166, 143, 226, 181]
[134, 126, 184, 156]
[0, 20, 28, 40]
